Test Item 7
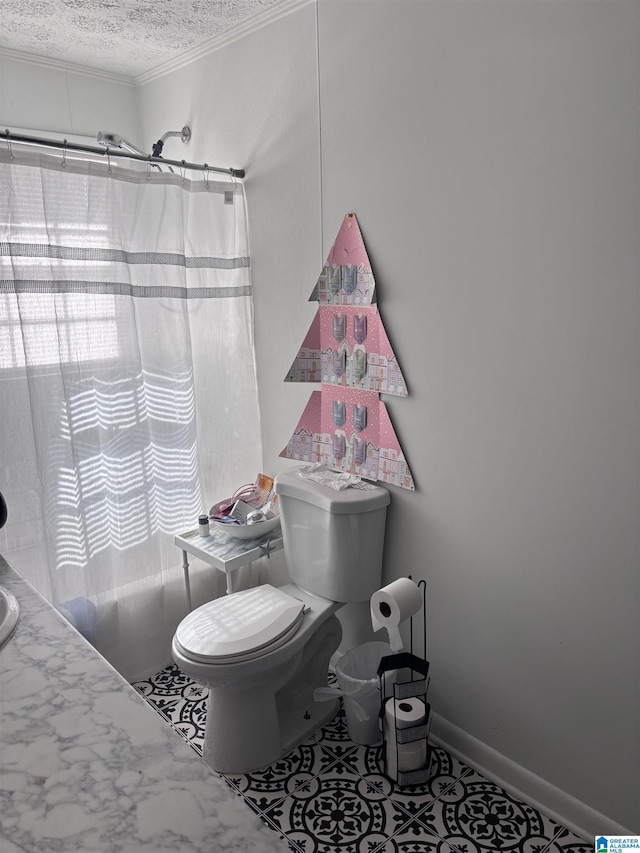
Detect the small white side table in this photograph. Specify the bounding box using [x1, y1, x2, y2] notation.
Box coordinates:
[174, 525, 283, 610]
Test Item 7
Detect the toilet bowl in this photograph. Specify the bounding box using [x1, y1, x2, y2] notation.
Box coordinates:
[172, 583, 342, 773]
[172, 467, 390, 774]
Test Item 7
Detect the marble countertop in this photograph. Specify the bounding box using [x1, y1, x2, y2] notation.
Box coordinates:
[0, 556, 287, 853]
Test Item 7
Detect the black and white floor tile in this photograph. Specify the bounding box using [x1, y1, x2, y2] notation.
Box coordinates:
[132, 664, 591, 853]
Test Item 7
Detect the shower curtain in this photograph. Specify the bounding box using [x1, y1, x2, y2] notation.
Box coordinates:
[0, 147, 262, 678]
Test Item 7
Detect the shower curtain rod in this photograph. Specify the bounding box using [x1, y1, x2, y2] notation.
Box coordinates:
[3, 129, 245, 179]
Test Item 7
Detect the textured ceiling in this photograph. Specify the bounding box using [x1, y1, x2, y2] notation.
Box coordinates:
[0, 0, 283, 79]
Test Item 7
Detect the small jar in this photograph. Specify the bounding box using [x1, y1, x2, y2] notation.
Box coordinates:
[198, 514, 210, 537]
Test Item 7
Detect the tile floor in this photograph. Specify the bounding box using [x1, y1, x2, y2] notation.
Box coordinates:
[132, 664, 591, 853]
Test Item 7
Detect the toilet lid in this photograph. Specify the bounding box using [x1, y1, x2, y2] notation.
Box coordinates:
[174, 585, 305, 664]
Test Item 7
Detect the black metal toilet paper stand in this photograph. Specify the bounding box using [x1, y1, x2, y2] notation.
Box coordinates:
[377, 578, 432, 787]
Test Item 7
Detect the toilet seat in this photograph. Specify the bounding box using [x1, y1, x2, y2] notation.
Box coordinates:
[174, 584, 306, 665]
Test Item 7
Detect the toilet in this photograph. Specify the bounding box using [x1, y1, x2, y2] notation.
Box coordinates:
[171, 467, 390, 774]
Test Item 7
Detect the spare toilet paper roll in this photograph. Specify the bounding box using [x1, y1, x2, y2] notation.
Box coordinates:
[370, 578, 423, 652]
[384, 696, 427, 779]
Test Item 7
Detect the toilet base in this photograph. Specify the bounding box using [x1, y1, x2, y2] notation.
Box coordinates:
[278, 692, 339, 759]
[202, 614, 342, 774]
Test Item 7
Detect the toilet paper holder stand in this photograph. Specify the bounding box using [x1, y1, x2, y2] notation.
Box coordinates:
[376, 578, 432, 787]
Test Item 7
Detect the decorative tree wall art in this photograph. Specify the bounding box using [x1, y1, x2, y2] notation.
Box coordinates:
[281, 213, 414, 491]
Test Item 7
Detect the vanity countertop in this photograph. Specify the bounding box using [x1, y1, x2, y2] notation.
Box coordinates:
[0, 556, 287, 853]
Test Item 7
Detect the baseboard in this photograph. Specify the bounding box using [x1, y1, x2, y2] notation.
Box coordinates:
[430, 712, 634, 840]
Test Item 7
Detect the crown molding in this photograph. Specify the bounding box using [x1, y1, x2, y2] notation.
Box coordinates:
[0, 46, 135, 86]
[135, 0, 314, 86]
[0, 0, 313, 89]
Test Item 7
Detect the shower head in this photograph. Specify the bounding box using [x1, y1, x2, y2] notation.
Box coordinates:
[96, 131, 148, 158]
[96, 131, 121, 148]
[97, 127, 192, 175]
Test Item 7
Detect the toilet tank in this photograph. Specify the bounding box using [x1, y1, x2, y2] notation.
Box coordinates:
[274, 469, 390, 603]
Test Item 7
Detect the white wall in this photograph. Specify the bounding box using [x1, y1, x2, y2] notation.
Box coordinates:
[139, 0, 640, 833]
[2, 0, 638, 835]
[317, 0, 640, 834]
[0, 54, 141, 144]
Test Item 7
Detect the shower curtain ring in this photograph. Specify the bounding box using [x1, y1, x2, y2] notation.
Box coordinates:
[181, 160, 186, 183]
[203, 163, 209, 187]
[61, 139, 67, 168]
[107, 150, 112, 176]
[5, 129, 14, 160]
[146, 155, 152, 181]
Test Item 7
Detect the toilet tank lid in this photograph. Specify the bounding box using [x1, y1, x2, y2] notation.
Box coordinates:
[275, 468, 390, 514]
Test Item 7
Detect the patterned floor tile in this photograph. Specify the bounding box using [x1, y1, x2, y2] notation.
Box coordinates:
[132, 663, 206, 752]
[374, 819, 460, 853]
[132, 664, 588, 853]
[312, 705, 361, 765]
[541, 828, 593, 853]
[225, 738, 346, 813]
[414, 771, 569, 853]
[312, 703, 352, 744]
[333, 740, 471, 815]
[261, 768, 409, 853]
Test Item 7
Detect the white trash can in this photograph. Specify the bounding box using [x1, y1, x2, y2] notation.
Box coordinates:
[315, 641, 393, 744]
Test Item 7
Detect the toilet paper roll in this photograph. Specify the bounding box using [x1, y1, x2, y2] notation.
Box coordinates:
[386, 737, 427, 778]
[384, 696, 426, 730]
[370, 578, 423, 652]
[384, 696, 427, 779]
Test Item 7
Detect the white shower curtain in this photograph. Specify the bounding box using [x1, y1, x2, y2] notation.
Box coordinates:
[0, 148, 262, 678]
